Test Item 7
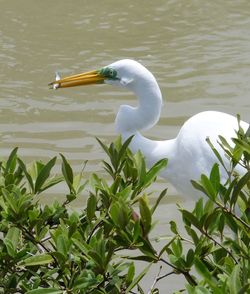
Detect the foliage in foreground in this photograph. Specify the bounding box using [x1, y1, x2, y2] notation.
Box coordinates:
[0, 122, 249, 293]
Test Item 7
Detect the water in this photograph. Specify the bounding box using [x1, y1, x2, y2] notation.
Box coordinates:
[1, 0, 250, 291]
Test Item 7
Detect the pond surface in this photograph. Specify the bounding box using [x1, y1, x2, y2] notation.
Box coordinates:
[1, 0, 250, 291]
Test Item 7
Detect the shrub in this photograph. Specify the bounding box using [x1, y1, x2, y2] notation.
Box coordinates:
[0, 122, 249, 293]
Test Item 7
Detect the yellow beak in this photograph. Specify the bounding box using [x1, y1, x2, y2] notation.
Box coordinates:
[49, 70, 105, 89]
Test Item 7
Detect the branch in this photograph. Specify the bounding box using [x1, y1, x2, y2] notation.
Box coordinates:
[160, 258, 197, 286]
[147, 266, 162, 294]
[147, 266, 176, 294]
[200, 227, 238, 264]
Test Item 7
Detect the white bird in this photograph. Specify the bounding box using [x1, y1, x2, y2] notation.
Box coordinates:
[50, 59, 249, 199]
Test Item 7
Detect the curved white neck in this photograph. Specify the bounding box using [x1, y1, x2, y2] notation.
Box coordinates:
[114, 73, 175, 168]
[115, 73, 163, 135]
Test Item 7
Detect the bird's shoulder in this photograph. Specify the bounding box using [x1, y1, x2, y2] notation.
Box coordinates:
[178, 111, 237, 138]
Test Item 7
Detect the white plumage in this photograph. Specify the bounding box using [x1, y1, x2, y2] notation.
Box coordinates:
[51, 59, 249, 199]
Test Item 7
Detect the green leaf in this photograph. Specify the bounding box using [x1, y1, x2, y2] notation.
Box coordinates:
[88, 250, 104, 269]
[171, 238, 182, 258]
[188, 286, 211, 294]
[191, 180, 206, 195]
[18, 158, 34, 192]
[139, 196, 152, 235]
[228, 264, 241, 294]
[39, 175, 64, 192]
[5, 227, 21, 252]
[143, 159, 168, 187]
[87, 193, 97, 222]
[230, 171, 250, 208]
[159, 236, 177, 257]
[2, 188, 17, 213]
[186, 249, 194, 268]
[125, 262, 153, 293]
[200, 174, 217, 200]
[110, 201, 129, 228]
[96, 137, 110, 157]
[117, 135, 133, 163]
[206, 137, 228, 172]
[232, 138, 250, 154]
[35, 157, 57, 193]
[209, 163, 220, 191]
[56, 234, 68, 257]
[20, 253, 54, 266]
[126, 262, 135, 285]
[116, 185, 132, 200]
[60, 154, 74, 192]
[151, 188, 167, 215]
[72, 238, 90, 257]
[194, 257, 216, 288]
[194, 198, 204, 220]
[3, 238, 16, 257]
[26, 289, 63, 294]
[134, 151, 146, 185]
[5, 147, 18, 175]
[224, 214, 238, 234]
[170, 220, 178, 235]
[182, 210, 201, 230]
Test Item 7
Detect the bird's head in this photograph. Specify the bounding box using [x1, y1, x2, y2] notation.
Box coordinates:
[49, 59, 156, 91]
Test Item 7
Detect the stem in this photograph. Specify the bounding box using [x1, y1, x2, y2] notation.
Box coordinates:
[41, 235, 52, 243]
[156, 271, 176, 282]
[19, 226, 63, 274]
[21, 226, 50, 253]
[200, 228, 238, 264]
[147, 266, 176, 294]
[222, 205, 250, 231]
[160, 258, 197, 286]
[148, 266, 162, 294]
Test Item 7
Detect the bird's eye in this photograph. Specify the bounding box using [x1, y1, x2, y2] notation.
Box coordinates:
[108, 69, 114, 76]
[100, 67, 118, 79]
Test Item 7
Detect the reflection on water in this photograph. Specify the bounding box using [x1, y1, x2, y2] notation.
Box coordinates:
[1, 0, 250, 290]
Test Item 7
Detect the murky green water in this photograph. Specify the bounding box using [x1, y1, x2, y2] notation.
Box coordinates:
[1, 0, 250, 291]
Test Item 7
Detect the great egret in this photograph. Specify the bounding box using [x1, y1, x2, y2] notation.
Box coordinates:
[50, 59, 249, 198]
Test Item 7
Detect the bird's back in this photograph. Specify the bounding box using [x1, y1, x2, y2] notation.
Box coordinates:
[162, 111, 248, 198]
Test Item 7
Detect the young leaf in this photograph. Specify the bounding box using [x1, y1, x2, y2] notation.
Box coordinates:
[35, 157, 57, 193]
